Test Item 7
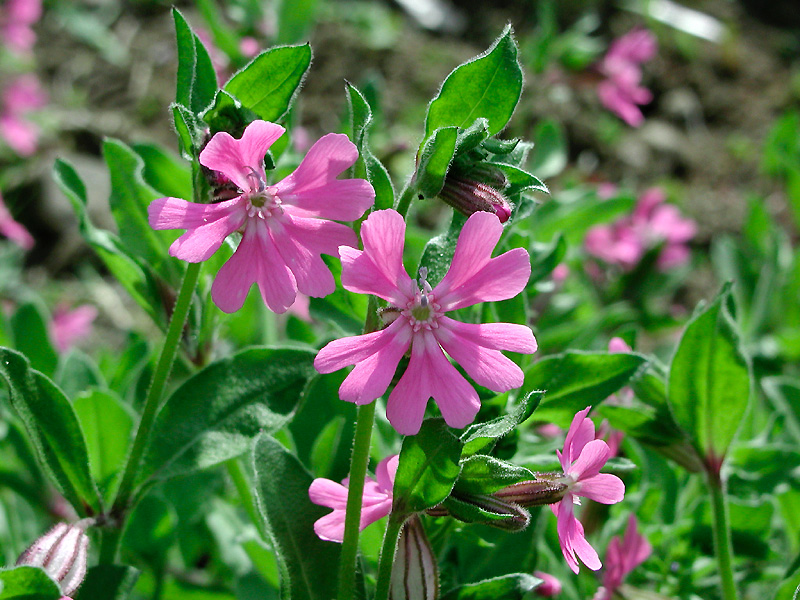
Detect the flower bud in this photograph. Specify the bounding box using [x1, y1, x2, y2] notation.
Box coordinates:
[493, 475, 569, 507]
[16, 520, 91, 597]
[438, 169, 512, 223]
[534, 571, 562, 596]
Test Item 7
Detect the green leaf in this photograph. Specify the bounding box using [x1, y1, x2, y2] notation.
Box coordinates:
[74, 565, 140, 600]
[10, 302, 58, 378]
[418, 211, 466, 289]
[173, 8, 218, 114]
[252, 433, 340, 600]
[441, 573, 542, 600]
[527, 119, 567, 179]
[668, 284, 751, 462]
[0, 566, 62, 600]
[416, 126, 458, 198]
[132, 142, 193, 200]
[461, 391, 542, 455]
[73, 389, 134, 496]
[527, 235, 566, 286]
[224, 44, 312, 122]
[141, 347, 315, 482]
[0, 347, 100, 515]
[55, 350, 104, 400]
[172, 104, 206, 160]
[393, 418, 463, 515]
[494, 163, 548, 197]
[201, 89, 259, 137]
[277, 0, 318, 44]
[103, 138, 179, 281]
[54, 158, 165, 327]
[521, 351, 649, 427]
[440, 494, 529, 530]
[453, 455, 533, 495]
[425, 25, 522, 139]
[346, 83, 394, 210]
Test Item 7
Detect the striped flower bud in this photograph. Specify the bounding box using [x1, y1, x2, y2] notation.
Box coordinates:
[438, 166, 512, 223]
[16, 520, 91, 597]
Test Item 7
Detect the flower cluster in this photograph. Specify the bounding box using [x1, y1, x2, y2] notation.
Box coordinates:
[585, 187, 696, 272]
[597, 28, 657, 127]
[308, 454, 398, 542]
[1, 74, 47, 157]
[314, 209, 538, 435]
[1, 0, 41, 55]
[148, 120, 375, 313]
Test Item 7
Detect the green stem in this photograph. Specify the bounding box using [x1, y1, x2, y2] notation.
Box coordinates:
[112, 261, 203, 520]
[226, 458, 267, 539]
[336, 400, 377, 600]
[373, 514, 404, 600]
[98, 527, 121, 565]
[394, 183, 417, 218]
[708, 469, 738, 600]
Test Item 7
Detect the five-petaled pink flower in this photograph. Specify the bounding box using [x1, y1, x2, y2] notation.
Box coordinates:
[308, 454, 398, 543]
[148, 120, 375, 313]
[593, 515, 651, 600]
[314, 209, 538, 435]
[551, 407, 625, 573]
[0, 190, 33, 249]
[597, 28, 657, 127]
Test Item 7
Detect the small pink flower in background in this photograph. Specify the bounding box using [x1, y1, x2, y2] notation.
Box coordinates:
[239, 36, 260, 58]
[0, 191, 33, 249]
[195, 27, 229, 84]
[585, 187, 695, 272]
[534, 571, 562, 596]
[314, 209, 537, 435]
[148, 120, 375, 313]
[309, 454, 398, 543]
[1, 0, 42, 54]
[597, 28, 657, 127]
[551, 407, 625, 573]
[593, 515, 651, 600]
[1, 74, 47, 156]
[50, 304, 97, 352]
[551, 263, 569, 285]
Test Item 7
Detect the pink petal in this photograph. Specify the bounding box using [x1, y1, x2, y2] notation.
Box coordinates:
[0, 194, 33, 249]
[338, 322, 412, 405]
[575, 472, 625, 504]
[149, 196, 247, 262]
[436, 318, 537, 353]
[313, 510, 347, 543]
[555, 501, 580, 574]
[621, 515, 651, 572]
[376, 455, 399, 493]
[608, 337, 631, 353]
[211, 220, 296, 313]
[1, 114, 38, 156]
[435, 321, 526, 392]
[308, 478, 350, 509]
[437, 211, 503, 289]
[273, 134, 373, 221]
[359, 497, 393, 529]
[340, 210, 416, 305]
[199, 121, 286, 190]
[435, 248, 531, 311]
[569, 439, 611, 481]
[562, 407, 595, 468]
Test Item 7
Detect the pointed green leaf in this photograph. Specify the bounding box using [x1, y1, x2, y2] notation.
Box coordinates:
[132, 142, 193, 201]
[441, 573, 542, 600]
[10, 302, 58, 378]
[453, 455, 533, 495]
[141, 347, 315, 482]
[416, 126, 457, 198]
[461, 391, 542, 455]
[224, 44, 312, 122]
[252, 433, 340, 600]
[393, 418, 463, 515]
[0, 566, 62, 600]
[0, 347, 100, 515]
[425, 25, 522, 139]
[668, 284, 752, 462]
[173, 8, 218, 114]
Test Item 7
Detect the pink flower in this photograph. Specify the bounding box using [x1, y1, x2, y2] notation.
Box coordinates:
[1, 74, 47, 156]
[584, 222, 644, 270]
[534, 571, 562, 596]
[308, 454, 398, 543]
[239, 36, 260, 58]
[148, 120, 375, 313]
[597, 28, 657, 127]
[0, 191, 33, 249]
[50, 304, 97, 352]
[593, 515, 651, 600]
[1, 0, 42, 53]
[314, 209, 537, 435]
[551, 407, 625, 573]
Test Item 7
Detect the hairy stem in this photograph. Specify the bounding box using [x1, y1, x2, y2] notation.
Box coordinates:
[373, 514, 405, 600]
[708, 469, 738, 600]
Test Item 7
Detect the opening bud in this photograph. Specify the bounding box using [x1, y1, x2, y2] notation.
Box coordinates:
[16, 520, 92, 597]
[438, 167, 512, 223]
[492, 475, 569, 507]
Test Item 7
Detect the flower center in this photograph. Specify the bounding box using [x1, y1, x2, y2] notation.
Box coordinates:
[402, 267, 443, 332]
[244, 167, 282, 218]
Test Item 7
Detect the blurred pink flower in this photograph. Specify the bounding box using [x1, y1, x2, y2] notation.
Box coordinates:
[534, 571, 562, 596]
[593, 515, 651, 600]
[551, 263, 569, 284]
[239, 36, 260, 58]
[149, 120, 374, 313]
[309, 454, 398, 543]
[194, 26, 228, 84]
[50, 304, 97, 352]
[551, 407, 625, 573]
[597, 28, 657, 127]
[314, 209, 537, 435]
[1, 74, 47, 156]
[0, 191, 33, 249]
[1, 0, 42, 53]
[585, 188, 695, 272]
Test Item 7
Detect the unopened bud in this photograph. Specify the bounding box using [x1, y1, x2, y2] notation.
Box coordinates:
[438, 171, 513, 223]
[427, 492, 530, 532]
[534, 571, 562, 596]
[493, 476, 569, 507]
[16, 520, 91, 597]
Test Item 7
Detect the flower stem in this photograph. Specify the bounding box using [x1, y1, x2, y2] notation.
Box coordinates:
[336, 400, 377, 600]
[708, 469, 738, 600]
[111, 261, 203, 524]
[226, 458, 267, 540]
[373, 514, 405, 600]
[395, 183, 417, 218]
